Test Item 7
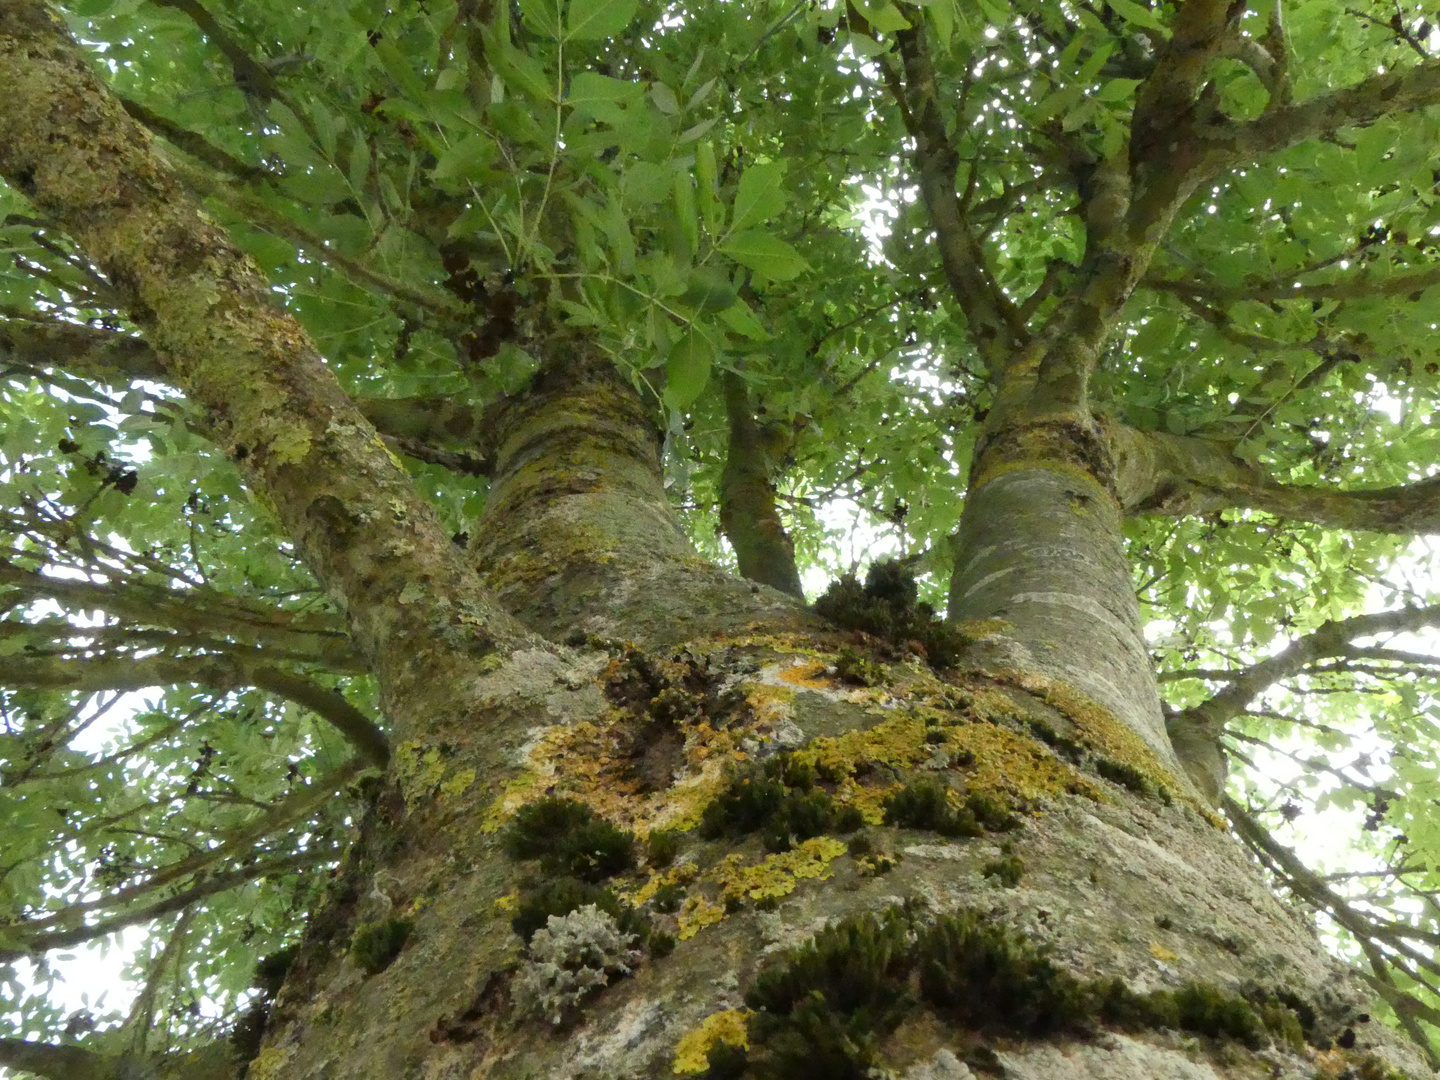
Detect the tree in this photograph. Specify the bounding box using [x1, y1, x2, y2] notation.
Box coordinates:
[2, 0, 1440, 1075]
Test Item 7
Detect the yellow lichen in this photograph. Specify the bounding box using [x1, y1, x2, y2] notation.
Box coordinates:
[995, 669, 1195, 807]
[944, 723, 1102, 805]
[716, 836, 849, 902]
[672, 1009, 751, 1074]
[439, 767, 475, 799]
[745, 682, 796, 725]
[677, 896, 726, 940]
[393, 740, 449, 800]
[952, 617, 1011, 641]
[245, 1045, 295, 1080]
[493, 892, 518, 913]
[775, 660, 833, 691]
[623, 861, 699, 907]
[1149, 942, 1177, 962]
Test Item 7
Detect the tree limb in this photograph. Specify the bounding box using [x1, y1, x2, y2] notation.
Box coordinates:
[0, 5, 535, 744]
[0, 761, 362, 957]
[0, 651, 389, 766]
[0, 1039, 117, 1080]
[0, 316, 501, 472]
[0, 849, 333, 963]
[883, 25, 1023, 372]
[1106, 421, 1440, 534]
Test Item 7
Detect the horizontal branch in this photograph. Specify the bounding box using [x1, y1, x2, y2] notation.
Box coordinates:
[1220, 58, 1440, 166]
[0, 757, 364, 952]
[0, 1040, 114, 1080]
[0, 1035, 239, 1080]
[0, 849, 332, 963]
[1106, 422, 1440, 534]
[0, 651, 388, 766]
[1147, 260, 1440, 305]
[0, 556, 356, 664]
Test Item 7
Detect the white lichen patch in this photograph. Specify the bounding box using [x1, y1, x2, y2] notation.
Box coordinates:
[512, 905, 643, 1026]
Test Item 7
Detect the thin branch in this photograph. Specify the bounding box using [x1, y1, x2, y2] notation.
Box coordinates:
[0, 848, 334, 963]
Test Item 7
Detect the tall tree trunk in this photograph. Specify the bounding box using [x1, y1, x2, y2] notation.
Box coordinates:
[0, 10, 1426, 1080]
[947, 420, 1180, 776]
[241, 377, 1426, 1080]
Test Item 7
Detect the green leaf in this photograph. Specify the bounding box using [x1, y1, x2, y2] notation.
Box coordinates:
[664, 328, 714, 408]
[566, 71, 644, 124]
[695, 140, 722, 233]
[492, 39, 556, 102]
[518, 0, 562, 38]
[729, 161, 787, 233]
[860, 1, 911, 32]
[673, 169, 698, 255]
[432, 133, 498, 181]
[565, 0, 638, 41]
[718, 298, 770, 340]
[651, 82, 680, 116]
[1095, 78, 1139, 103]
[719, 231, 809, 281]
[1103, 0, 1168, 34]
[681, 267, 736, 313]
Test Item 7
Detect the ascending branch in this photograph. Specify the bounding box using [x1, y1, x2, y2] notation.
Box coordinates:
[1106, 421, 1440, 534]
[884, 23, 1022, 372]
[0, 5, 535, 742]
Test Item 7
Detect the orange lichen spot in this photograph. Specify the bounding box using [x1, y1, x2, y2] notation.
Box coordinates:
[673, 1009, 751, 1074]
[677, 896, 726, 940]
[715, 836, 848, 903]
[775, 660, 833, 691]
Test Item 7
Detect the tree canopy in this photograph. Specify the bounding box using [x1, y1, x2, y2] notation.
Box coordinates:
[4, 0, 1440, 1070]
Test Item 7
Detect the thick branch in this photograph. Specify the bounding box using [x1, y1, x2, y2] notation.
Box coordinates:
[1148, 261, 1440, 305]
[0, 7, 533, 740]
[1222, 59, 1440, 164]
[717, 370, 803, 598]
[0, 1040, 115, 1080]
[1106, 422, 1440, 533]
[118, 95, 272, 183]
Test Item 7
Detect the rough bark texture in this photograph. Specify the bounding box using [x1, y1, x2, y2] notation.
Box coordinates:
[0, 7, 1431, 1080]
[469, 350, 811, 644]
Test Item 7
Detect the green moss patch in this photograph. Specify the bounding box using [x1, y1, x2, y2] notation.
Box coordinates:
[350, 917, 413, 976]
[813, 559, 965, 669]
[882, 776, 1018, 837]
[503, 796, 637, 882]
[699, 906, 1314, 1078]
[700, 755, 864, 853]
